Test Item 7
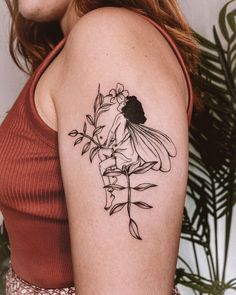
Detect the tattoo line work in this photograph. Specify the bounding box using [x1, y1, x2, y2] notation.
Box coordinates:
[68, 83, 177, 240]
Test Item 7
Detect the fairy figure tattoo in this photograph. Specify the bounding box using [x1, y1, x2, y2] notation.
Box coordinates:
[68, 83, 177, 240]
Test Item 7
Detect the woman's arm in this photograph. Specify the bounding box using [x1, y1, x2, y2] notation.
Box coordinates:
[54, 7, 189, 295]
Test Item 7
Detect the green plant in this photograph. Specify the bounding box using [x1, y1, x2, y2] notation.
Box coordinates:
[175, 1, 236, 294]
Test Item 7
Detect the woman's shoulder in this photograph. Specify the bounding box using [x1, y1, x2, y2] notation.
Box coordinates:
[55, 6, 187, 104]
[62, 6, 179, 66]
[53, 6, 188, 120]
[65, 7, 159, 43]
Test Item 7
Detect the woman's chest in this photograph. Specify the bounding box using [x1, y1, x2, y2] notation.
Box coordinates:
[0, 99, 63, 207]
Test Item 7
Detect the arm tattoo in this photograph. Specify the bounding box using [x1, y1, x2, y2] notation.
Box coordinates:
[68, 83, 177, 240]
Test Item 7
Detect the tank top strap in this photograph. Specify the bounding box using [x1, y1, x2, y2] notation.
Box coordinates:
[139, 14, 194, 125]
[26, 37, 68, 148]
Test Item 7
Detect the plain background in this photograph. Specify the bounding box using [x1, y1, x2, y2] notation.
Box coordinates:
[0, 1, 235, 294]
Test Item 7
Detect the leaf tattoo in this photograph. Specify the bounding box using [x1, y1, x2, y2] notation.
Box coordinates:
[68, 82, 177, 240]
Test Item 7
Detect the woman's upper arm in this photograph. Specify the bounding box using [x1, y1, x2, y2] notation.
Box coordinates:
[54, 8, 189, 295]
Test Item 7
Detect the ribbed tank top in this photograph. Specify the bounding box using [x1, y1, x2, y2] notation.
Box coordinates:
[0, 13, 194, 288]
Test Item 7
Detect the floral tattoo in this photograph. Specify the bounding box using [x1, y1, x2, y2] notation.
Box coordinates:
[68, 83, 177, 240]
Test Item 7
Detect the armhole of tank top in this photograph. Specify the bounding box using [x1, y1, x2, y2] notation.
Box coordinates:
[26, 37, 67, 149]
[139, 14, 194, 122]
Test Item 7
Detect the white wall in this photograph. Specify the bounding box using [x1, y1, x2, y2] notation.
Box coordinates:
[0, 1, 235, 294]
[0, 1, 27, 121]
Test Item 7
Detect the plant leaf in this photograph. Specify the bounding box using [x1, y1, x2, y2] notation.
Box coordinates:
[93, 125, 105, 137]
[133, 183, 157, 191]
[195, 32, 217, 51]
[218, 0, 232, 41]
[127, 160, 142, 174]
[83, 122, 87, 134]
[99, 93, 104, 105]
[213, 26, 236, 98]
[103, 168, 123, 177]
[94, 84, 101, 113]
[89, 146, 99, 162]
[131, 162, 158, 174]
[227, 10, 236, 33]
[86, 115, 94, 126]
[103, 184, 126, 191]
[109, 202, 127, 215]
[74, 136, 83, 146]
[68, 129, 78, 137]
[129, 218, 142, 240]
[133, 201, 153, 209]
[81, 141, 91, 155]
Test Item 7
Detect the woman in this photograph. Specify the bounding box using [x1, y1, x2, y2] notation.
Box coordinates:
[0, 0, 200, 294]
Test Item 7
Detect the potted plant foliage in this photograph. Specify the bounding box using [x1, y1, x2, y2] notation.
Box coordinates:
[176, 1, 236, 294]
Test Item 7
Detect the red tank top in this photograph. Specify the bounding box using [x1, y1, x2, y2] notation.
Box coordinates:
[0, 14, 194, 288]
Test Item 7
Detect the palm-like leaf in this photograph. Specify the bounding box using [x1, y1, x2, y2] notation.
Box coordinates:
[177, 1, 236, 294]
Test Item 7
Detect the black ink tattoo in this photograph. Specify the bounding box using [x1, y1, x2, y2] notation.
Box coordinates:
[68, 83, 177, 240]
